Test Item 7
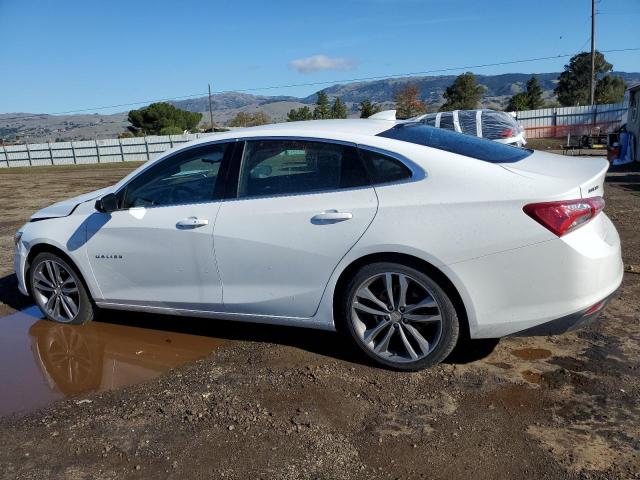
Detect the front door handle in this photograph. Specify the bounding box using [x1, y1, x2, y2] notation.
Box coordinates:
[311, 210, 353, 224]
[176, 216, 209, 228]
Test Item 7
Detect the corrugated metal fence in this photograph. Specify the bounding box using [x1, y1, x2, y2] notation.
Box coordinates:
[515, 102, 628, 139]
[0, 102, 630, 167]
[0, 133, 215, 168]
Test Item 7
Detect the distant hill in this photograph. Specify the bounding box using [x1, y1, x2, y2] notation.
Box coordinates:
[3, 71, 639, 143]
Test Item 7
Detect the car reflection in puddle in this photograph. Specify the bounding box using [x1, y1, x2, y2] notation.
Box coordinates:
[0, 306, 224, 416]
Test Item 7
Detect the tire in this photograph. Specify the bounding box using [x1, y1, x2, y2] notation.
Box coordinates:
[29, 252, 95, 325]
[338, 262, 459, 371]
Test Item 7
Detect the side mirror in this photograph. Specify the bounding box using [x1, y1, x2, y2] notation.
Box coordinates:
[95, 193, 119, 213]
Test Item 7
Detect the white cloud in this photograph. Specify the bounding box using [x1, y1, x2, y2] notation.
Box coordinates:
[289, 55, 355, 74]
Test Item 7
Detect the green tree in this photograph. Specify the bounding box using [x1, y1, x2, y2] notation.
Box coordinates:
[554, 51, 615, 106]
[227, 111, 271, 127]
[287, 106, 313, 122]
[359, 99, 381, 118]
[595, 75, 626, 104]
[525, 76, 544, 109]
[506, 76, 545, 112]
[127, 102, 202, 136]
[440, 72, 485, 111]
[330, 97, 348, 119]
[506, 92, 531, 112]
[313, 91, 331, 119]
[394, 84, 426, 119]
[159, 126, 184, 135]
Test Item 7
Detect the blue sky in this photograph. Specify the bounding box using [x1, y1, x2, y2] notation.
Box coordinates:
[0, 0, 638, 114]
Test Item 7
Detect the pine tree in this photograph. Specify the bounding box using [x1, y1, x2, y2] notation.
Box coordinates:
[439, 72, 485, 111]
[330, 97, 348, 119]
[286, 106, 313, 122]
[525, 76, 544, 109]
[313, 91, 331, 120]
[555, 51, 614, 106]
[506, 92, 530, 112]
[359, 99, 381, 118]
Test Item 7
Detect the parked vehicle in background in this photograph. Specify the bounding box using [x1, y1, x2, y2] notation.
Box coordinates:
[414, 109, 527, 146]
[14, 119, 621, 370]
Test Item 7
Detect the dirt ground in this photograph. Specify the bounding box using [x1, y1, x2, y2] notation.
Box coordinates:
[0, 161, 638, 480]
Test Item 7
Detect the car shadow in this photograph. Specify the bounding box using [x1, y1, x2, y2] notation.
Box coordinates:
[0, 274, 32, 312]
[95, 308, 499, 368]
[1, 274, 498, 368]
[606, 172, 640, 193]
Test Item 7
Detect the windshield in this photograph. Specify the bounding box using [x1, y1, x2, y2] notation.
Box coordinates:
[377, 122, 532, 163]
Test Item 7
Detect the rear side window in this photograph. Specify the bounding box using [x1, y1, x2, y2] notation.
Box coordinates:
[238, 140, 368, 198]
[359, 148, 412, 184]
[377, 123, 532, 163]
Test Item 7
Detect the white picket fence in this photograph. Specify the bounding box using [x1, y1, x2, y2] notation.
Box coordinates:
[0, 133, 215, 168]
[514, 102, 628, 139]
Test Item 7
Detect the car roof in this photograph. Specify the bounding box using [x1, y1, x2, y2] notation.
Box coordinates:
[188, 119, 396, 146]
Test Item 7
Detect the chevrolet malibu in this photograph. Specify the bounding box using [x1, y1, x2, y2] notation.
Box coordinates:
[14, 117, 623, 370]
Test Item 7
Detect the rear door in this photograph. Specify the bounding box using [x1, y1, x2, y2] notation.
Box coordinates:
[213, 138, 378, 318]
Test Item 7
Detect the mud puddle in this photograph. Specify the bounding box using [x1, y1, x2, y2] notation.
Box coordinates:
[0, 306, 224, 416]
[511, 347, 552, 360]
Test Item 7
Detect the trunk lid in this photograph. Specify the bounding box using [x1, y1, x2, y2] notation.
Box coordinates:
[500, 150, 609, 199]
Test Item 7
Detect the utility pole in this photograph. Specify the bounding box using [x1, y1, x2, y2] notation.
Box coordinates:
[208, 83, 214, 131]
[589, 0, 596, 105]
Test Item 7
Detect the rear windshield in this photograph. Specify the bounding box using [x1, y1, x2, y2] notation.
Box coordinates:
[377, 122, 532, 163]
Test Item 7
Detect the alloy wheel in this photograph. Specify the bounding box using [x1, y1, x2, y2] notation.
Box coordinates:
[350, 272, 443, 363]
[32, 260, 80, 323]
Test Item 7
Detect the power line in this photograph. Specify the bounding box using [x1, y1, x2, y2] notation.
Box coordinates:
[2, 47, 639, 123]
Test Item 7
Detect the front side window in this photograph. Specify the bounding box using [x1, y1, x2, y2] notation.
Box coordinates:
[237, 140, 368, 198]
[120, 143, 229, 208]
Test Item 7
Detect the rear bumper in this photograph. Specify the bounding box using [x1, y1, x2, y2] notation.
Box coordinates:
[446, 212, 623, 338]
[509, 290, 616, 336]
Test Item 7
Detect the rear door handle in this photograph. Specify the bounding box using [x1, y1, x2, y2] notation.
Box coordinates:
[311, 210, 353, 223]
[176, 216, 209, 228]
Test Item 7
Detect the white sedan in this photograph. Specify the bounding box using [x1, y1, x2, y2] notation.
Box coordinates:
[14, 118, 623, 370]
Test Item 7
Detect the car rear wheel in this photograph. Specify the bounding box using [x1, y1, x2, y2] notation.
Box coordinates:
[341, 262, 459, 371]
[29, 252, 95, 325]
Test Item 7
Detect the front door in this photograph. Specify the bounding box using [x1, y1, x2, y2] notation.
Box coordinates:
[85, 142, 234, 309]
[214, 139, 378, 318]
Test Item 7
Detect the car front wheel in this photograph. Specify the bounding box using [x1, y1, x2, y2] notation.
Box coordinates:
[29, 252, 95, 325]
[341, 262, 459, 371]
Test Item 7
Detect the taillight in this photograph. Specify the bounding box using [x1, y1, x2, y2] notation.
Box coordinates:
[500, 128, 514, 138]
[523, 196, 605, 237]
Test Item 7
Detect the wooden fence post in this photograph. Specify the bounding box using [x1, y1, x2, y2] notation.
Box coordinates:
[119, 138, 124, 162]
[95, 139, 101, 163]
[70, 141, 77, 164]
[25, 143, 32, 166]
[144, 136, 150, 161]
[48, 141, 54, 165]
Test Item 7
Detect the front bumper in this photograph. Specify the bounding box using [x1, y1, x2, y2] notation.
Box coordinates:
[14, 240, 29, 296]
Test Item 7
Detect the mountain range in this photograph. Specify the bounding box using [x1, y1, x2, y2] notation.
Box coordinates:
[2, 71, 638, 143]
